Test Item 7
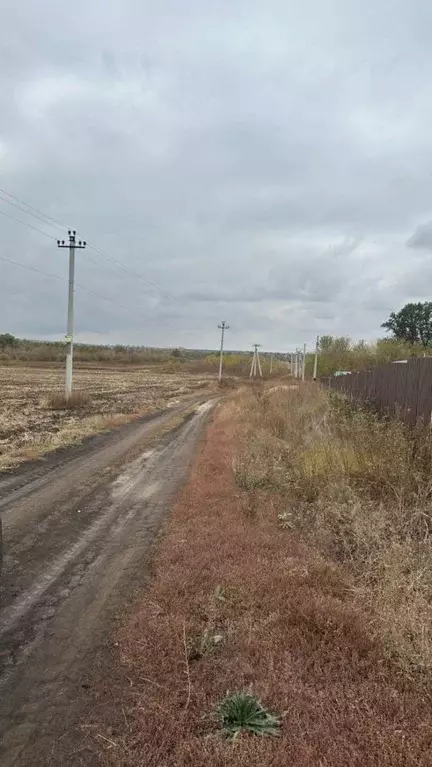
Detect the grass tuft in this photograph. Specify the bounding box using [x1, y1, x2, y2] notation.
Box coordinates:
[217, 692, 281, 738]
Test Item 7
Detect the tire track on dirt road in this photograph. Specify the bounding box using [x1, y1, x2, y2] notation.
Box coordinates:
[0, 397, 216, 767]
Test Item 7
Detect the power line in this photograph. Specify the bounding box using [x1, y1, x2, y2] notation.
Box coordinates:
[0, 254, 185, 333]
[0, 201, 178, 312]
[0, 255, 147, 317]
[0, 208, 56, 240]
[75, 246, 183, 310]
[83, 249, 147, 287]
[0, 187, 67, 231]
[84, 240, 180, 305]
[0, 185, 181, 304]
[0, 255, 63, 281]
[0, 192, 65, 234]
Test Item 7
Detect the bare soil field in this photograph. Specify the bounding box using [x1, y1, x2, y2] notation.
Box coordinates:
[0, 366, 213, 469]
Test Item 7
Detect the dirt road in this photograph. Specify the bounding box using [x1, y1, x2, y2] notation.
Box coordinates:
[0, 397, 215, 766]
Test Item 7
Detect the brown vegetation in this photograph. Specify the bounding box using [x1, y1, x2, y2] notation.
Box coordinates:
[235, 384, 432, 675]
[46, 391, 90, 410]
[0, 333, 288, 377]
[89, 388, 432, 766]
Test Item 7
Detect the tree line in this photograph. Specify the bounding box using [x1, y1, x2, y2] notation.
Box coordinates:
[305, 302, 432, 377]
[2, 301, 431, 375]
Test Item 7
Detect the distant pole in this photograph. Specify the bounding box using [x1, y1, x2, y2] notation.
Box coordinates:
[256, 345, 263, 377]
[250, 347, 256, 378]
[313, 335, 320, 381]
[270, 354, 273, 374]
[57, 231, 86, 400]
[250, 344, 262, 378]
[302, 343, 306, 382]
[217, 320, 229, 383]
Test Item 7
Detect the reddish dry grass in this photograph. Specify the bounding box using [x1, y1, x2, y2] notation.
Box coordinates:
[93, 399, 432, 767]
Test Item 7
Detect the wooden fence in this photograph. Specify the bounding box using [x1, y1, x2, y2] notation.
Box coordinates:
[325, 357, 432, 426]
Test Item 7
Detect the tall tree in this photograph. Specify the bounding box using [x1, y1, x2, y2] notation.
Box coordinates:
[0, 333, 17, 347]
[319, 335, 335, 351]
[381, 302, 432, 347]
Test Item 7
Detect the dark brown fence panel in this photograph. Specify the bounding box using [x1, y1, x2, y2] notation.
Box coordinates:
[387, 364, 397, 415]
[394, 363, 408, 420]
[406, 359, 419, 426]
[417, 357, 432, 425]
[325, 357, 432, 426]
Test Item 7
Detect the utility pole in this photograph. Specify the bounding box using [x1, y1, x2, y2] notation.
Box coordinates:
[57, 230, 86, 401]
[270, 353, 273, 375]
[250, 347, 256, 378]
[217, 320, 229, 383]
[302, 342, 306, 382]
[294, 349, 299, 379]
[250, 344, 263, 378]
[257, 346, 263, 378]
[313, 335, 320, 381]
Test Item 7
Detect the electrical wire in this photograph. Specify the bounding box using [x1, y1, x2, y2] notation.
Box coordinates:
[0, 208, 57, 241]
[0, 255, 147, 318]
[0, 201, 186, 332]
[0, 204, 175, 314]
[0, 192, 66, 234]
[0, 186, 181, 304]
[0, 254, 185, 334]
[0, 187, 68, 231]
[0, 255, 63, 282]
[84, 240, 180, 304]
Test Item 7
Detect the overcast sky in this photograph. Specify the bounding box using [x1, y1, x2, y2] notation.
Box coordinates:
[2, 0, 432, 351]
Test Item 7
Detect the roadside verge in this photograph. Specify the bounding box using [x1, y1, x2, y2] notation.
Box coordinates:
[87, 391, 431, 767]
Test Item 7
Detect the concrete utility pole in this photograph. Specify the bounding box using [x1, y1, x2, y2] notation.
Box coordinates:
[57, 230, 86, 401]
[294, 349, 299, 379]
[217, 320, 229, 383]
[302, 342, 306, 382]
[270, 354, 273, 374]
[313, 335, 320, 381]
[250, 348, 256, 378]
[250, 343, 263, 378]
[257, 346, 263, 378]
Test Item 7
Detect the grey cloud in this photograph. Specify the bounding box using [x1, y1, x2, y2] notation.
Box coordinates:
[2, 1, 432, 351]
[407, 221, 432, 251]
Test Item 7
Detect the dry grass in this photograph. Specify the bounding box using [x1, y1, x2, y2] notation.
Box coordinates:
[87, 395, 431, 767]
[46, 391, 90, 410]
[234, 384, 432, 677]
[0, 365, 213, 469]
